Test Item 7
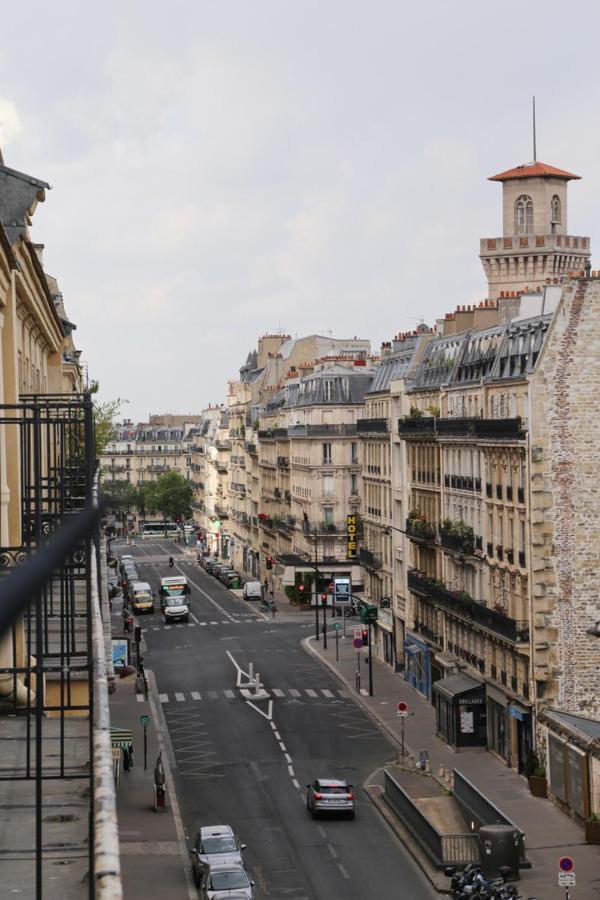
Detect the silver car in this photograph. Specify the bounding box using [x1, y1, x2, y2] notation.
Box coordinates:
[306, 778, 355, 819]
[199, 863, 254, 900]
[190, 825, 246, 887]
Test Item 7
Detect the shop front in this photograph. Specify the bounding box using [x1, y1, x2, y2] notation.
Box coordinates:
[433, 673, 486, 750]
[376, 607, 395, 668]
[404, 634, 431, 698]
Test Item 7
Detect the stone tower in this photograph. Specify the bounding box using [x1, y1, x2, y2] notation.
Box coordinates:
[480, 161, 591, 299]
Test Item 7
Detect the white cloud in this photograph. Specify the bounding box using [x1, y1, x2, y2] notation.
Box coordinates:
[0, 97, 22, 148]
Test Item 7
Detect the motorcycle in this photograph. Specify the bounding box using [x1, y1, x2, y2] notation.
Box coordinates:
[168, 556, 174, 568]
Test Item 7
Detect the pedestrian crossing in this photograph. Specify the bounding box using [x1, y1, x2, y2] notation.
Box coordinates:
[155, 687, 349, 704]
[148, 616, 260, 630]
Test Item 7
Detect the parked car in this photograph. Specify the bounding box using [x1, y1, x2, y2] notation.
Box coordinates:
[190, 825, 246, 887]
[204, 559, 220, 575]
[212, 564, 231, 580]
[218, 567, 236, 585]
[198, 863, 254, 899]
[119, 554, 133, 574]
[243, 581, 262, 602]
[223, 572, 241, 589]
[306, 779, 355, 819]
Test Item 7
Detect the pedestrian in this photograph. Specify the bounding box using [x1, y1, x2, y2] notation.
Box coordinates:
[263, 577, 268, 596]
[270, 598, 277, 618]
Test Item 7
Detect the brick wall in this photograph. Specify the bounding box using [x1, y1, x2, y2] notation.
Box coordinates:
[530, 279, 600, 717]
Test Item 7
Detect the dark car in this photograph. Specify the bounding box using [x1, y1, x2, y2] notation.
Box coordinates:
[218, 568, 236, 585]
[306, 779, 355, 819]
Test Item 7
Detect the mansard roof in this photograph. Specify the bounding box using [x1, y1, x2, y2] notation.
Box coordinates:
[368, 342, 421, 394]
[284, 366, 373, 408]
[410, 315, 551, 391]
[488, 161, 580, 182]
[0, 164, 50, 243]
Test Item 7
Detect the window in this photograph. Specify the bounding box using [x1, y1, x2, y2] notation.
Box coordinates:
[323, 380, 334, 402]
[551, 194, 561, 224]
[515, 195, 534, 235]
[322, 442, 332, 465]
[323, 507, 334, 525]
[351, 442, 358, 464]
[351, 473, 358, 495]
[323, 475, 333, 496]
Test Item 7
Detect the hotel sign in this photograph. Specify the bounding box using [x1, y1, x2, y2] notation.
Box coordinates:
[346, 514, 359, 560]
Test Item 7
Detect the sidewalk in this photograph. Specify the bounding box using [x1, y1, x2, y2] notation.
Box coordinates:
[305, 625, 600, 899]
[109, 591, 194, 900]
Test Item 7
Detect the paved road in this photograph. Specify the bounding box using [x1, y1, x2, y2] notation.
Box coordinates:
[120, 540, 435, 899]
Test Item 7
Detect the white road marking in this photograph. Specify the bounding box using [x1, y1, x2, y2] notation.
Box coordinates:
[321, 689, 334, 698]
[200, 622, 207, 626]
[189, 611, 200, 624]
[272, 689, 285, 697]
[152, 626, 159, 631]
[208, 691, 218, 700]
[191, 691, 202, 700]
[279, 742, 286, 751]
[159, 694, 168, 703]
[287, 765, 295, 777]
[274, 731, 281, 740]
[224, 690, 235, 698]
[175, 692, 185, 702]
[360, 688, 369, 696]
[317, 826, 327, 839]
[328, 844, 338, 859]
[270, 720, 277, 730]
[292, 779, 300, 790]
[338, 864, 349, 879]
[305, 689, 317, 697]
[284, 753, 292, 764]
[245, 698, 273, 721]
[188, 622, 197, 627]
[210, 621, 218, 625]
[136, 694, 144, 703]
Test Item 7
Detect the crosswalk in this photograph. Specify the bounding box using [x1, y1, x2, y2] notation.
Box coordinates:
[148, 616, 261, 630]
[148, 687, 350, 705]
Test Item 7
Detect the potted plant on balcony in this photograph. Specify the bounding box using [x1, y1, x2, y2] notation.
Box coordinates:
[584, 813, 600, 844]
[526, 751, 547, 798]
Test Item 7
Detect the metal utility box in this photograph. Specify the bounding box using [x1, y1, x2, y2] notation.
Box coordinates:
[478, 824, 520, 880]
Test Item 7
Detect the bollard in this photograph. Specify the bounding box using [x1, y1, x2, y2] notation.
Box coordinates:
[438, 765, 445, 778]
[408, 754, 415, 768]
[254, 672, 261, 696]
[248, 662, 254, 684]
[425, 759, 431, 774]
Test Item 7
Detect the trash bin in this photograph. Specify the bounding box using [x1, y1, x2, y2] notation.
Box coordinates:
[478, 824, 520, 880]
[231, 576, 240, 589]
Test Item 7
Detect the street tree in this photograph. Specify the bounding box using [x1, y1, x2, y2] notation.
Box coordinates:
[93, 395, 127, 459]
[152, 471, 193, 522]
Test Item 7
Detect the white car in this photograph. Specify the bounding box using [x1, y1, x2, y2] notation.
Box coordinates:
[190, 825, 246, 886]
[199, 863, 254, 899]
[242, 581, 262, 601]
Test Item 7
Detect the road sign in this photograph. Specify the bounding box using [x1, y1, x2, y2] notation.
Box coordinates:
[333, 622, 342, 631]
[353, 626, 363, 640]
[397, 701, 408, 718]
[559, 856, 575, 873]
[558, 872, 576, 887]
[353, 637, 363, 649]
[140, 714, 149, 728]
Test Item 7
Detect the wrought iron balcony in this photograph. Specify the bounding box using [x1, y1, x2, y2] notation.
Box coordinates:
[288, 423, 357, 437]
[258, 428, 288, 440]
[407, 570, 530, 643]
[440, 527, 478, 556]
[398, 416, 436, 436]
[405, 516, 436, 544]
[357, 418, 389, 434]
[358, 547, 382, 570]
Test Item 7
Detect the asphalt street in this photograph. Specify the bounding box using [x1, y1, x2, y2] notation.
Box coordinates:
[121, 540, 435, 899]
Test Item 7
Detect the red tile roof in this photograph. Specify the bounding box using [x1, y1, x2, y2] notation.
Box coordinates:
[489, 161, 581, 182]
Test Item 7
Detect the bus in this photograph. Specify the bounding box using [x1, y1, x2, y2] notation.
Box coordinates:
[141, 521, 179, 539]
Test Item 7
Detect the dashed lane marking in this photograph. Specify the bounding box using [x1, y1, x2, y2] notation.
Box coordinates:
[305, 689, 317, 698]
[175, 693, 185, 702]
[191, 691, 202, 700]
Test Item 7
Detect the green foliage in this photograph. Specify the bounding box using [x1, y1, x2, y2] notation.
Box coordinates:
[151, 471, 193, 522]
[100, 480, 139, 513]
[284, 585, 297, 603]
[408, 406, 423, 418]
[524, 750, 539, 778]
[428, 405, 440, 418]
[94, 396, 127, 459]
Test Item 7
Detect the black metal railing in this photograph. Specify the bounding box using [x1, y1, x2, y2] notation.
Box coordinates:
[0, 393, 108, 899]
[357, 418, 389, 434]
[440, 528, 476, 556]
[406, 517, 436, 544]
[358, 547, 382, 570]
[407, 571, 530, 643]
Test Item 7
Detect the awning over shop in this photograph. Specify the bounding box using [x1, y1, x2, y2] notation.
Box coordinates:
[432, 672, 484, 699]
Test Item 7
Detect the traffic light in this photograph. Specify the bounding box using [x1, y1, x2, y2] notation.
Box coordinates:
[321, 593, 327, 605]
[266, 556, 273, 569]
[298, 584, 305, 594]
[361, 627, 369, 647]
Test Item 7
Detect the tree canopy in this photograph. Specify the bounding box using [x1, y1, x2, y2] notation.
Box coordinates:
[146, 471, 193, 522]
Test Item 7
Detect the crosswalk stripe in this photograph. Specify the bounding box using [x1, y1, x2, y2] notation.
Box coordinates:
[136, 694, 144, 702]
[338, 690, 348, 698]
[289, 689, 301, 698]
[189, 622, 197, 627]
[152, 626, 159, 631]
[305, 689, 318, 697]
[321, 689, 334, 698]
[208, 690, 218, 700]
[191, 691, 202, 700]
[159, 694, 168, 703]
[200, 622, 207, 626]
[210, 621, 218, 625]
[272, 689, 285, 697]
[224, 689, 235, 698]
[175, 692, 185, 702]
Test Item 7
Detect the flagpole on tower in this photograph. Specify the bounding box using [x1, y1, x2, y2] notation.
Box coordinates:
[532, 96, 537, 163]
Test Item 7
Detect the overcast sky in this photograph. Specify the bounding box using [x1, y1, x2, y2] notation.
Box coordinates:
[2, 1, 600, 422]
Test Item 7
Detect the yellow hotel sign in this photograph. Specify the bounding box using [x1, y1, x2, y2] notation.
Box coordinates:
[346, 514, 359, 560]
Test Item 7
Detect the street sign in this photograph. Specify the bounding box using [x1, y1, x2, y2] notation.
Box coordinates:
[559, 856, 575, 873]
[140, 714, 149, 728]
[333, 622, 342, 631]
[333, 576, 351, 605]
[353, 626, 363, 640]
[353, 637, 363, 649]
[558, 873, 576, 887]
[397, 701, 408, 718]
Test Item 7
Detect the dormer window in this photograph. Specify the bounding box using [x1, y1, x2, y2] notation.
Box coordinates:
[515, 195, 533, 235]
[551, 194, 561, 224]
[323, 380, 334, 402]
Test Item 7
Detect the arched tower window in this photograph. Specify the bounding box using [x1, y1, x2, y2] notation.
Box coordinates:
[515, 195, 534, 235]
[551, 194, 561, 224]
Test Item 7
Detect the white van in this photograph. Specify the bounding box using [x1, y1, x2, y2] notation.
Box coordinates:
[243, 581, 262, 602]
[131, 581, 155, 614]
[160, 576, 190, 622]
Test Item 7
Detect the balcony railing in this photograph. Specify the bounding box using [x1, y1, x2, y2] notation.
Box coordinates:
[407, 570, 530, 643]
[399, 417, 526, 440]
[440, 528, 478, 556]
[398, 416, 436, 436]
[358, 547, 382, 570]
[258, 428, 288, 440]
[406, 517, 436, 544]
[245, 442, 257, 454]
[288, 423, 357, 437]
[357, 418, 389, 434]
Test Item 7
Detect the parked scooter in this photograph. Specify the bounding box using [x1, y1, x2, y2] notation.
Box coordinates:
[445, 865, 536, 900]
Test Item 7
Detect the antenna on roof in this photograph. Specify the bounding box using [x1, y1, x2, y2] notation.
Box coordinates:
[532, 96, 537, 163]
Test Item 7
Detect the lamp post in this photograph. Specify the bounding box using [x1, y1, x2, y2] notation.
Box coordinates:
[313, 526, 320, 641]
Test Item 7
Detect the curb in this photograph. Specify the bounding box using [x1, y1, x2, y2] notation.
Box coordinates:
[145, 668, 197, 900]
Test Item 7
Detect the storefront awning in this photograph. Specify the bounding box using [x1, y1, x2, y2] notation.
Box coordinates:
[432, 672, 484, 699]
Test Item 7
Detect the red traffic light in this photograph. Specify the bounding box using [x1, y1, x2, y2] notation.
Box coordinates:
[298, 584, 305, 592]
[321, 594, 327, 604]
[361, 628, 369, 646]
